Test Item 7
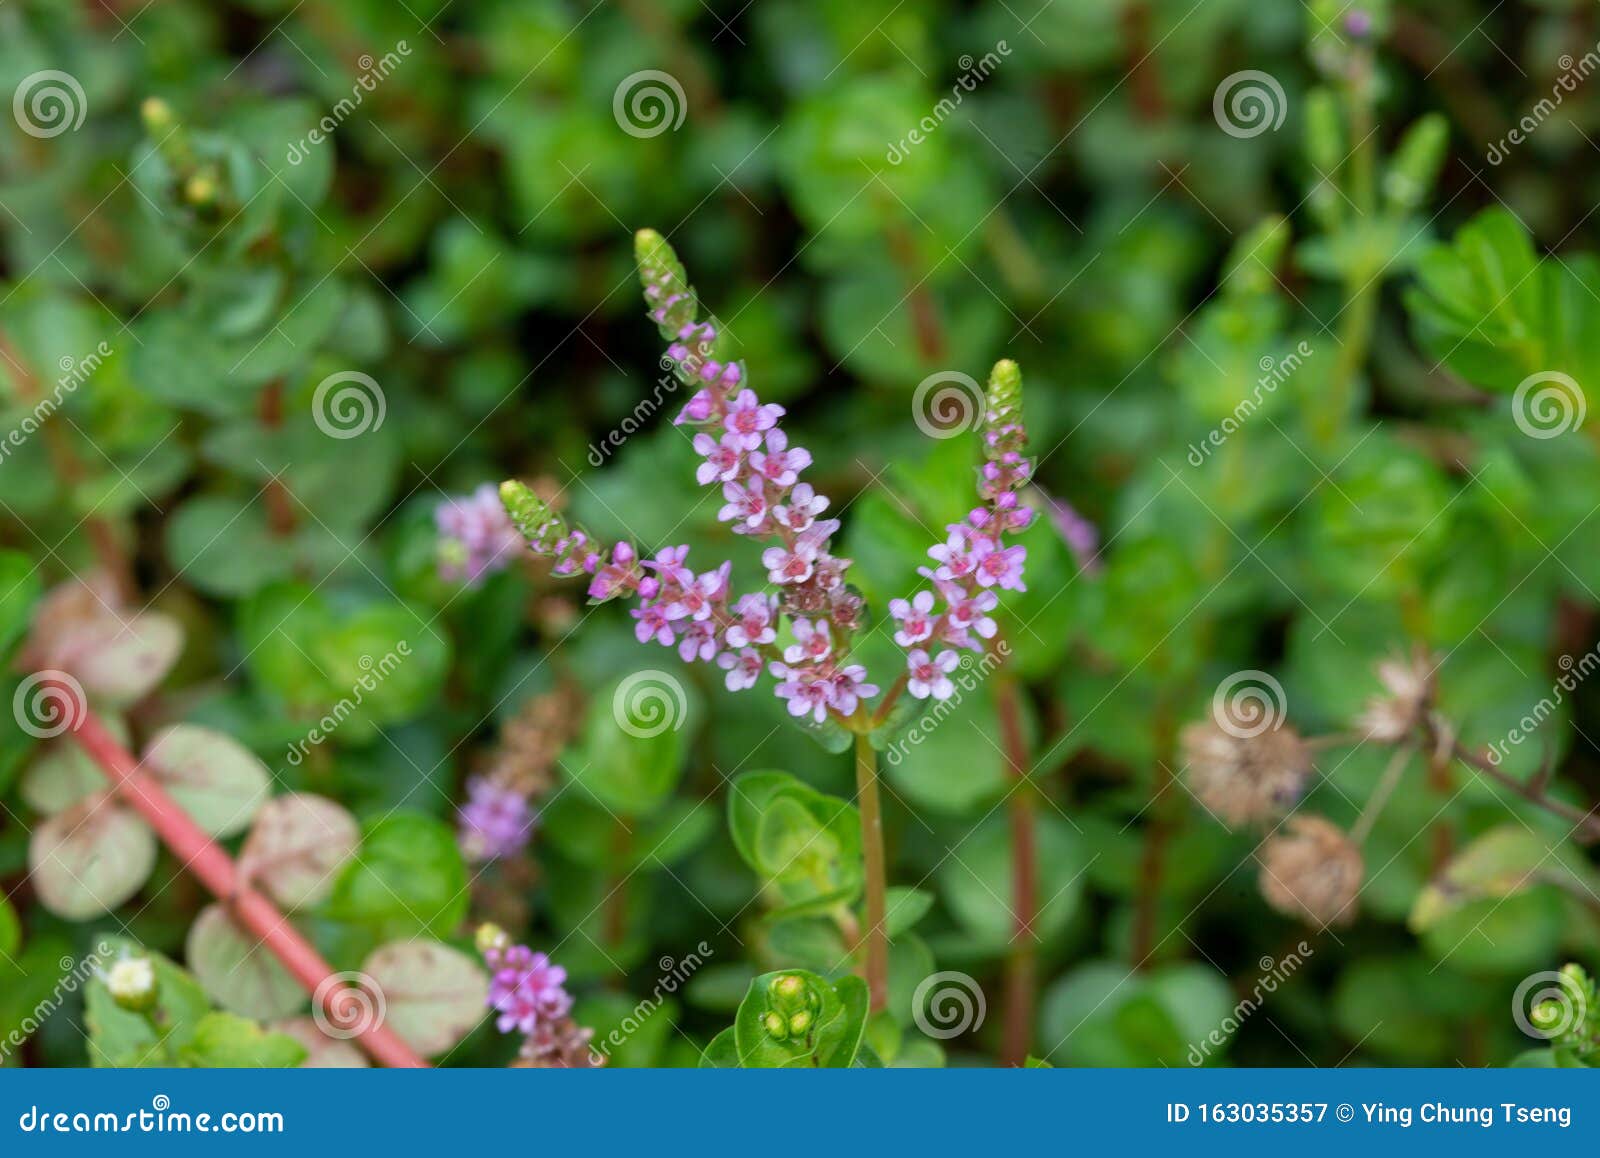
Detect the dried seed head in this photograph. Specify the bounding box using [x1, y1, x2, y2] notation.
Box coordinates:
[1181, 719, 1312, 828]
[1356, 648, 1436, 743]
[1258, 815, 1363, 927]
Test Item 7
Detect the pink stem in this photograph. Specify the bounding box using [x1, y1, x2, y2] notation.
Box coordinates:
[56, 684, 427, 1069]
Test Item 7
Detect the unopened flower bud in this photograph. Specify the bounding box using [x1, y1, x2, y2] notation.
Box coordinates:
[475, 922, 510, 956]
[140, 97, 174, 136]
[184, 172, 217, 207]
[106, 955, 157, 1013]
[762, 1011, 787, 1040]
[787, 1010, 812, 1036]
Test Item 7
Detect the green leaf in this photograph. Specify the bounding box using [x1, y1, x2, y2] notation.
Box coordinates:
[328, 812, 469, 940]
[0, 894, 19, 960]
[0, 550, 41, 660]
[238, 793, 359, 909]
[180, 1012, 308, 1068]
[141, 725, 271, 838]
[940, 814, 1085, 947]
[28, 801, 156, 920]
[360, 940, 488, 1057]
[567, 673, 696, 816]
[186, 903, 305, 1020]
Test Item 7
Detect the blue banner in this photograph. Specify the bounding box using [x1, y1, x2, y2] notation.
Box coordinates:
[1, 1069, 1592, 1155]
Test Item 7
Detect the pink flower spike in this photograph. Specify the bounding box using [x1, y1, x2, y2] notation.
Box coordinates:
[889, 590, 937, 647]
[907, 649, 961, 701]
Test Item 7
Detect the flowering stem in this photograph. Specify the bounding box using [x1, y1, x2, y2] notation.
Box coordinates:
[853, 730, 890, 1013]
[1439, 727, 1600, 843]
[1350, 742, 1413, 845]
[1131, 694, 1178, 967]
[996, 674, 1036, 1066]
[57, 688, 426, 1068]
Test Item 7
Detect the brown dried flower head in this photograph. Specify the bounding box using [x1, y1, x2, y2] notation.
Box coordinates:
[1181, 719, 1312, 828]
[1258, 814, 1363, 927]
[1356, 648, 1435, 743]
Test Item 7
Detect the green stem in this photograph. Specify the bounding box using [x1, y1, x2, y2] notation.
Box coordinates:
[854, 731, 890, 1013]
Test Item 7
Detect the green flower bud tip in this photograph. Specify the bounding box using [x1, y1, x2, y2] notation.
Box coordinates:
[986, 359, 1023, 423]
[140, 97, 174, 135]
[771, 973, 805, 1001]
[762, 1011, 787, 1040]
[634, 228, 667, 266]
[475, 922, 509, 955]
[499, 479, 550, 538]
[787, 1011, 812, 1035]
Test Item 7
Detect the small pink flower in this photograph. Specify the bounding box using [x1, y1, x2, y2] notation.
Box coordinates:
[774, 483, 828, 533]
[719, 647, 763, 691]
[645, 546, 692, 588]
[693, 432, 744, 486]
[773, 665, 831, 723]
[676, 390, 715, 425]
[718, 480, 768, 531]
[665, 567, 725, 621]
[723, 389, 785, 450]
[927, 527, 981, 583]
[678, 620, 719, 663]
[889, 590, 937, 646]
[724, 594, 776, 648]
[784, 618, 832, 665]
[826, 665, 879, 716]
[974, 543, 1027, 591]
[906, 649, 960, 701]
[940, 584, 998, 641]
[632, 604, 676, 647]
[763, 541, 817, 585]
[748, 429, 812, 489]
[587, 542, 639, 602]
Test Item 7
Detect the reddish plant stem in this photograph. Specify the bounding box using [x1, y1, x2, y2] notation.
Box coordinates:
[884, 223, 946, 363]
[57, 688, 427, 1068]
[996, 675, 1036, 1067]
[1131, 698, 1178, 968]
[258, 381, 298, 536]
